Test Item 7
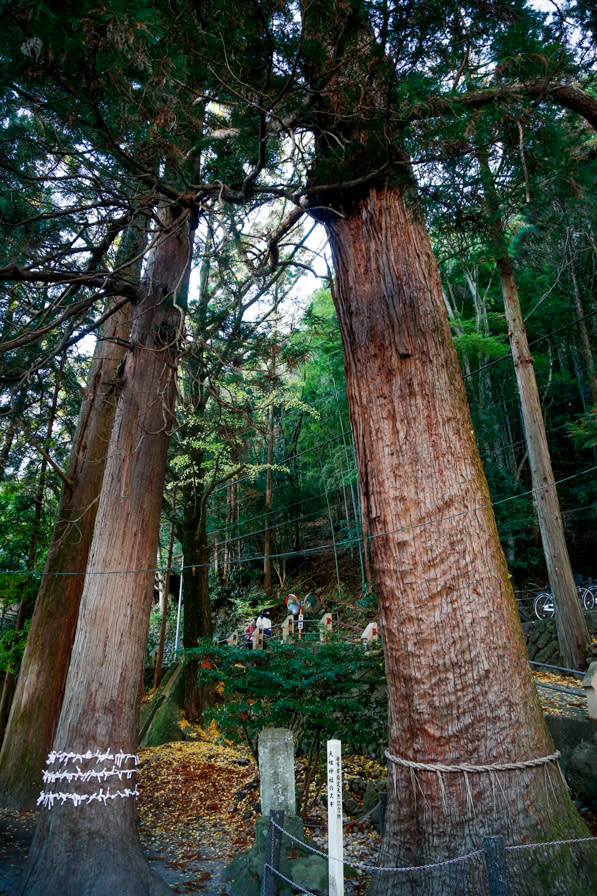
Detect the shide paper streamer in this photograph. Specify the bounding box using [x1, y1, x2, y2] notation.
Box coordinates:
[37, 749, 140, 809]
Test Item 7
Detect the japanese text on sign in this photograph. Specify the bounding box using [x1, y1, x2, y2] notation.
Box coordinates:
[327, 743, 342, 820]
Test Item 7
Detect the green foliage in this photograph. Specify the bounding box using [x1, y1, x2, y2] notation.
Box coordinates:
[190, 639, 387, 761]
[0, 481, 54, 596]
[0, 621, 29, 674]
[451, 318, 509, 365]
[568, 407, 597, 450]
[3, 0, 597, 668]
[210, 567, 276, 640]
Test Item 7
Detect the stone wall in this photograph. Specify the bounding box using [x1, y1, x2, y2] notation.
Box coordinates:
[522, 619, 562, 667]
[522, 613, 597, 668]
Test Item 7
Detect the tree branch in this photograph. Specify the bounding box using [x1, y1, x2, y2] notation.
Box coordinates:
[11, 420, 73, 487]
[408, 81, 597, 132]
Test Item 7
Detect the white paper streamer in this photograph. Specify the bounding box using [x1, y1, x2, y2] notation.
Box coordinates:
[42, 765, 137, 784]
[45, 749, 139, 767]
[38, 748, 140, 810]
[37, 787, 139, 809]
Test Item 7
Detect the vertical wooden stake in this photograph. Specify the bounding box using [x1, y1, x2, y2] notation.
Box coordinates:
[261, 809, 284, 896]
[327, 739, 344, 896]
[484, 835, 511, 896]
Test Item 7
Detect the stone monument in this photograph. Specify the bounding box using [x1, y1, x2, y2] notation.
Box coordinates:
[258, 727, 296, 816]
[224, 726, 327, 896]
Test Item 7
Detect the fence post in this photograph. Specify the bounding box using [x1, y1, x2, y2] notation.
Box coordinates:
[261, 809, 284, 896]
[582, 660, 597, 720]
[378, 790, 386, 835]
[483, 835, 511, 896]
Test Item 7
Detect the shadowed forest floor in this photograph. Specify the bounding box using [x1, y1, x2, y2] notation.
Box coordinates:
[0, 732, 382, 895]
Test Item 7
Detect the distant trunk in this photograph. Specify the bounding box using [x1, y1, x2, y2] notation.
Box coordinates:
[322, 183, 596, 895]
[496, 254, 590, 667]
[0, 353, 63, 743]
[222, 478, 240, 580]
[478, 150, 590, 669]
[0, 227, 143, 810]
[180, 505, 212, 722]
[0, 395, 21, 478]
[263, 402, 275, 597]
[18, 204, 191, 896]
[153, 524, 175, 691]
[568, 243, 597, 405]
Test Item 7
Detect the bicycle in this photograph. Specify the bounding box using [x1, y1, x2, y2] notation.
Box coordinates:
[533, 584, 597, 619]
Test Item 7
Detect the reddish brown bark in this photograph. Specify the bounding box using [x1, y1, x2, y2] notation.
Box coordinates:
[324, 185, 597, 894]
[0, 231, 145, 809]
[17, 205, 191, 896]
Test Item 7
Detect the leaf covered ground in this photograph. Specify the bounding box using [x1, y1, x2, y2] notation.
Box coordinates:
[135, 670, 596, 892]
[532, 668, 588, 716]
[136, 732, 261, 892]
[136, 725, 384, 894]
[1, 668, 594, 895]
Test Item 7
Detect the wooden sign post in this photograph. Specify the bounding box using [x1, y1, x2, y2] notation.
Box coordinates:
[327, 739, 344, 896]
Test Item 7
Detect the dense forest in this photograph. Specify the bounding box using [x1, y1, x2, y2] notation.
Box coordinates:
[1, 1, 597, 894]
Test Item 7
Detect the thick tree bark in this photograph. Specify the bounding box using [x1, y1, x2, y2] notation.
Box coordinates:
[17, 205, 191, 896]
[0, 235, 142, 809]
[323, 185, 597, 895]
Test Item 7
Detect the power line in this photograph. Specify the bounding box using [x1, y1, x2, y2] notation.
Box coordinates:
[2, 462, 596, 578]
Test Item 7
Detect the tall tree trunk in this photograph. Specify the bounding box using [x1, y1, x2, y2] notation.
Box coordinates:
[0, 352, 64, 743]
[567, 239, 597, 405]
[17, 204, 191, 896]
[263, 402, 275, 597]
[478, 150, 591, 669]
[0, 403, 20, 478]
[180, 504, 212, 722]
[223, 478, 240, 580]
[496, 255, 590, 667]
[0, 229, 143, 810]
[322, 184, 596, 895]
[153, 523, 175, 691]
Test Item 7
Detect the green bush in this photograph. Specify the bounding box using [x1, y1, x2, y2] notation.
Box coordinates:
[0, 622, 29, 674]
[189, 638, 387, 760]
